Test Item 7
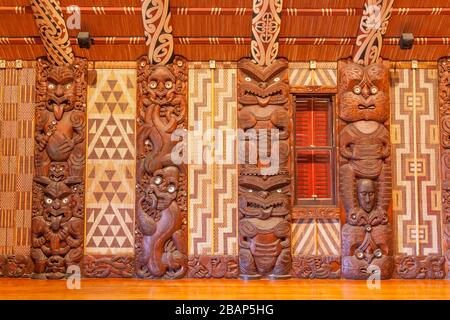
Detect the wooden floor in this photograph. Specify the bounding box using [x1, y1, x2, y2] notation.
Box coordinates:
[0, 278, 449, 300]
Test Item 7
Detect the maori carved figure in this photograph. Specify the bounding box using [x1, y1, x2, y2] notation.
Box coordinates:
[32, 58, 87, 279]
[188, 256, 239, 279]
[0, 255, 34, 278]
[237, 58, 292, 279]
[135, 56, 188, 279]
[291, 255, 341, 279]
[81, 256, 134, 278]
[438, 57, 450, 277]
[395, 255, 446, 279]
[339, 61, 394, 279]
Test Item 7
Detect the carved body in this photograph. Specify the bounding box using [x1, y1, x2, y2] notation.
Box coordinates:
[237, 58, 292, 279]
[32, 58, 86, 279]
[338, 61, 394, 279]
[135, 56, 188, 279]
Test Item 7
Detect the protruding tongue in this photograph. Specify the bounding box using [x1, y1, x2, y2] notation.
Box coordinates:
[257, 96, 270, 107]
[260, 206, 273, 219]
[53, 105, 64, 120]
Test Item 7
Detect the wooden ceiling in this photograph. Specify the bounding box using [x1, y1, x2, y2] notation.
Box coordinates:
[0, 0, 448, 62]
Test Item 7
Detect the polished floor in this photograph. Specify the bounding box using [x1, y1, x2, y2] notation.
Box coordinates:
[0, 278, 449, 300]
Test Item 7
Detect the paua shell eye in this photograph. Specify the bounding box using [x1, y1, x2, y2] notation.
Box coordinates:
[62, 197, 69, 204]
[48, 83, 55, 90]
[273, 77, 280, 82]
[245, 77, 251, 82]
[247, 189, 253, 193]
[165, 81, 173, 89]
[353, 85, 361, 95]
[65, 83, 72, 90]
[154, 176, 163, 185]
[150, 81, 157, 89]
[277, 189, 282, 193]
[167, 184, 176, 193]
[370, 86, 378, 94]
[45, 198, 53, 204]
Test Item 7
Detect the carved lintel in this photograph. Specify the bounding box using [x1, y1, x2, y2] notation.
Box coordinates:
[237, 58, 293, 280]
[338, 60, 394, 279]
[135, 55, 188, 279]
[290, 86, 337, 94]
[0, 255, 34, 278]
[188, 256, 239, 279]
[141, 0, 174, 65]
[81, 255, 134, 278]
[394, 255, 446, 279]
[30, 0, 74, 66]
[292, 207, 340, 220]
[251, 0, 283, 67]
[291, 255, 341, 279]
[31, 57, 87, 279]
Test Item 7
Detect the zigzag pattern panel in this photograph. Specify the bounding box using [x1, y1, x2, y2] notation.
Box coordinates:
[289, 62, 337, 88]
[188, 67, 213, 255]
[291, 219, 340, 256]
[0, 65, 34, 255]
[85, 68, 136, 255]
[391, 68, 442, 256]
[213, 68, 237, 255]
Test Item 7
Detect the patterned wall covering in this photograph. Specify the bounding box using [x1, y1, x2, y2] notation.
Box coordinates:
[0, 62, 35, 256]
[289, 62, 337, 88]
[390, 67, 444, 277]
[291, 219, 341, 256]
[84, 66, 136, 257]
[188, 63, 238, 260]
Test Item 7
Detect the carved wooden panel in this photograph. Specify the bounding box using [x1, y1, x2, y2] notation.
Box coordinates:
[291, 255, 341, 279]
[81, 255, 134, 278]
[237, 58, 292, 279]
[394, 255, 445, 279]
[439, 57, 450, 277]
[31, 57, 87, 279]
[30, 0, 74, 66]
[135, 56, 188, 279]
[188, 256, 238, 278]
[251, 0, 282, 67]
[0, 255, 34, 278]
[338, 60, 394, 279]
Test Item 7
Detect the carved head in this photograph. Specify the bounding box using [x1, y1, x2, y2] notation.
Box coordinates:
[145, 66, 176, 105]
[146, 166, 179, 210]
[238, 58, 289, 107]
[46, 65, 76, 120]
[357, 179, 377, 213]
[339, 62, 389, 123]
[49, 162, 69, 182]
[239, 173, 291, 219]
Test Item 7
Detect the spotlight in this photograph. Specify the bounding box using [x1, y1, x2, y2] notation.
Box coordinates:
[400, 33, 414, 50]
[77, 32, 92, 49]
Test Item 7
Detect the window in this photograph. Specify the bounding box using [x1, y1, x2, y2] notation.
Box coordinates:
[294, 96, 336, 206]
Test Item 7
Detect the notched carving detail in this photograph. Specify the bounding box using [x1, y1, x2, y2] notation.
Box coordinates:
[0, 255, 34, 278]
[81, 255, 134, 278]
[188, 256, 239, 278]
[394, 255, 446, 279]
[291, 255, 341, 279]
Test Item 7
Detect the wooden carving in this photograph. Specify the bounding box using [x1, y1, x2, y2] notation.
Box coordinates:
[251, 0, 282, 66]
[394, 255, 446, 279]
[338, 60, 394, 279]
[237, 58, 292, 279]
[291, 255, 341, 279]
[0, 255, 34, 278]
[30, 0, 74, 66]
[31, 58, 87, 279]
[188, 256, 239, 279]
[81, 255, 134, 278]
[135, 56, 188, 279]
[438, 57, 450, 277]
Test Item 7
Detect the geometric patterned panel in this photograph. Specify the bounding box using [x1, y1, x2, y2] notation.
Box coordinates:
[0, 64, 34, 255]
[292, 219, 340, 256]
[85, 68, 136, 255]
[188, 65, 238, 256]
[289, 62, 337, 88]
[391, 68, 442, 256]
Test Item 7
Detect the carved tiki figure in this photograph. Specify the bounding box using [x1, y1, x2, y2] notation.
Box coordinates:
[135, 56, 188, 279]
[32, 58, 87, 279]
[338, 60, 394, 279]
[237, 58, 292, 279]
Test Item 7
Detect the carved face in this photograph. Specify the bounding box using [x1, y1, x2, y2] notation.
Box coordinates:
[146, 67, 176, 105]
[357, 179, 377, 213]
[46, 66, 75, 121]
[339, 62, 389, 123]
[239, 173, 291, 219]
[238, 59, 289, 107]
[49, 162, 69, 182]
[146, 166, 179, 210]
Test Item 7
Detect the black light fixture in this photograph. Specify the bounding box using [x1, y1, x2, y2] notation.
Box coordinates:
[77, 31, 92, 49]
[400, 33, 414, 50]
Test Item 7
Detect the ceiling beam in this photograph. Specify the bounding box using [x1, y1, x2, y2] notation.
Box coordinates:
[29, 0, 74, 65]
[353, 0, 395, 65]
[141, 0, 174, 65]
